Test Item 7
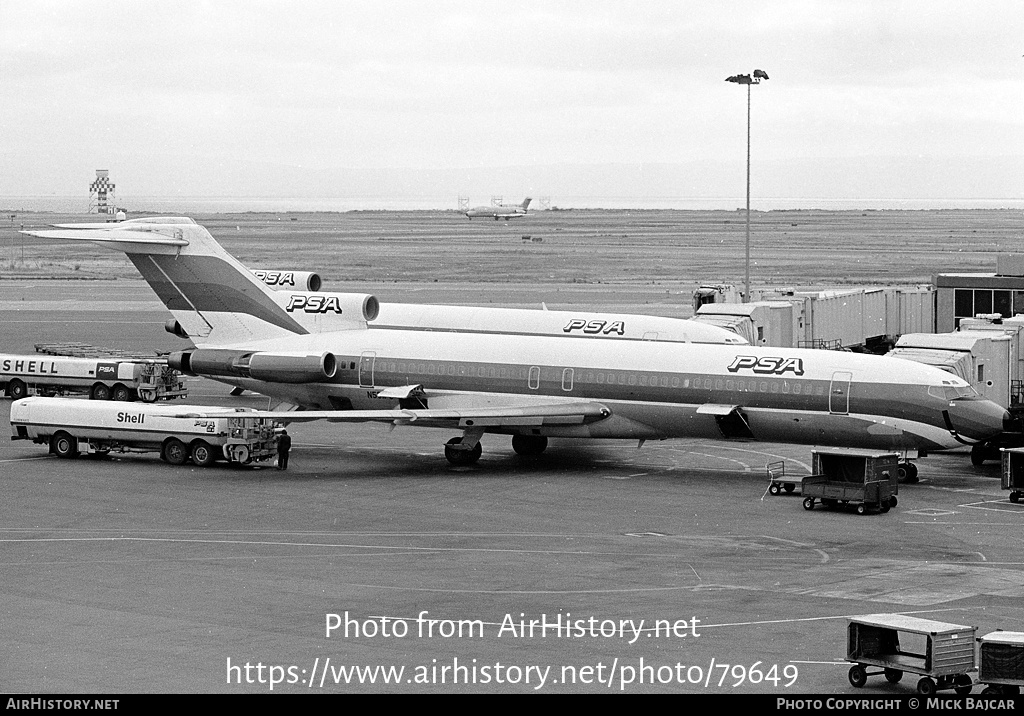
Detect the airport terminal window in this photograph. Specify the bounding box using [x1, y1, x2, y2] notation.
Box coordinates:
[1015, 292, 1024, 316]
[995, 291, 1012, 318]
[976, 290, 993, 314]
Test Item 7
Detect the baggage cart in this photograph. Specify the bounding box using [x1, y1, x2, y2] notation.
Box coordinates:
[977, 631, 1024, 696]
[1000, 448, 1024, 503]
[846, 614, 976, 695]
[800, 449, 899, 515]
[766, 460, 799, 495]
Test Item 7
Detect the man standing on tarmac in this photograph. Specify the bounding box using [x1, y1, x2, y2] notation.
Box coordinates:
[277, 430, 292, 471]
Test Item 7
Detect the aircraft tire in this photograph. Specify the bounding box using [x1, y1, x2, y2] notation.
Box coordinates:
[191, 440, 217, 467]
[7, 379, 28, 400]
[112, 384, 132, 402]
[511, 435, 547, 456]
[162, 438, 188, 466]
[51, 431, 78, 459]
[971, 444, 987, 466]
[445, 438, 482, 466]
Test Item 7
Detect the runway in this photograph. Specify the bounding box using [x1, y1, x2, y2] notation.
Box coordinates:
[2, 280, 1024, 694]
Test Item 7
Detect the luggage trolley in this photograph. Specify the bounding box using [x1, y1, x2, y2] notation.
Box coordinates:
[977, 631, 1024, 695]
[801, 449, 899, 515]
[846, 614, 976, 695]
[999, 448, 1024, 503]
[766, 460, 799, 495]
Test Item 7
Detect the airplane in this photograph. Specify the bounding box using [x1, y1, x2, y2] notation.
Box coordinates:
[465, 197, 531, 221]
[22, 218, 1009, 476]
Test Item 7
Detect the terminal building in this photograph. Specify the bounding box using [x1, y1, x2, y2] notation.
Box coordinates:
[935, 254, 1024, 332]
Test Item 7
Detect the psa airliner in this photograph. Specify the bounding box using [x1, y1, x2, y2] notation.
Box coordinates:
[22, 218, 1008, 471]
[465, 197, 531, 221]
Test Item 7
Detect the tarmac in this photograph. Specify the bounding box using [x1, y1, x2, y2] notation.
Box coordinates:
[1, 280, 1023, 694]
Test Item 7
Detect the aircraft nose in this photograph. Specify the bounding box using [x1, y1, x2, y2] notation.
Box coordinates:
[946, 398, 1011, 441]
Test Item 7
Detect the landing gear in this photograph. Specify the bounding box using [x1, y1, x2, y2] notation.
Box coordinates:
[445, 437, 482, 466]
[898, 461, 919, 483]
[512, 435, 547, 456]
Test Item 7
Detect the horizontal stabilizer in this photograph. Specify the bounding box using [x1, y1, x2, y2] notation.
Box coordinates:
[23, 229, 188, 247]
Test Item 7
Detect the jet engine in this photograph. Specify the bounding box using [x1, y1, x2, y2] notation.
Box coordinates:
[250, 269, 322, 292]
[278, 292, 380, 322]
[169, 349, 338, 384]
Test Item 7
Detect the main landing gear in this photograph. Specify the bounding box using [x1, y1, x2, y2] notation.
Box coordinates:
[443, 434, 550, 465]
[897, 460, 919, 483]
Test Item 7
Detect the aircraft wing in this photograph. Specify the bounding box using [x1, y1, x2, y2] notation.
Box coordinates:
[22, 228, 189, 246]
[176, 401, 612, 429]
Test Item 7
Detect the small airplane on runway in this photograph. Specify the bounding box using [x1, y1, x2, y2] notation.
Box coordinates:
[465, 197, 531, 221]
[22, 218, 1009, 475]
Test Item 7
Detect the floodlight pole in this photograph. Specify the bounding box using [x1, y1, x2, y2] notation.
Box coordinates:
[744, 80, 751, 304]
[726, 71, 767, 303]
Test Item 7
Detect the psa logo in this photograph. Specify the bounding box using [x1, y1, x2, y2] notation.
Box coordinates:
[727, 355, 805, 376]
[563, 319, 626, 336]
[286, 295, 344, 314]
[254, 271, 296, 287]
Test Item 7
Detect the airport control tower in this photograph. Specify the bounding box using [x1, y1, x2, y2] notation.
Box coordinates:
[88, 169, 116, 215]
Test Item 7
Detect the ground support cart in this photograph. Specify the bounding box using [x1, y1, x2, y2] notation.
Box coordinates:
[977, 631, 1024, 695]
[800, 449, 899, 515]
[846, 614, 976, 695]
[1000, 448, 1024, 503]
[766, 460, 800, 495]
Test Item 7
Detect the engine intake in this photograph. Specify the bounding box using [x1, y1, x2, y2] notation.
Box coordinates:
[251, 269, 322, 292]
[169, 349, 337, 383]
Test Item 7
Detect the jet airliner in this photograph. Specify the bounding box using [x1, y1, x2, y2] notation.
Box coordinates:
[465, 197, 531, 220]
[22, 218, 1008, 472]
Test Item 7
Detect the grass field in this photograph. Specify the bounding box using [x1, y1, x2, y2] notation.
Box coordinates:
[2, 208, 1021, 300]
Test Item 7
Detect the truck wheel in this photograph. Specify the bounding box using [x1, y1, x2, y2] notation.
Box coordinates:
[884, 668, 903, 684]
[856, 503, 867, 515]
[7, 379, 27, 400]
[917, 677, 937, 696]
[769, 482, 781, 495]
[51, 431, 79, 459]
[1011, 492, 1021, 504]
[954, 674, 973, 695]
[848, 665, 867, 688]
[162, 438, 188, 465]
[112, 384, 131, 402]
[91, 383, 111, 401]
[802, 497, 814, 511]
[191, 441, 216, 467]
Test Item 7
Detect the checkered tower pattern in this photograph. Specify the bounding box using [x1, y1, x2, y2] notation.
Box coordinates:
[88, 174, 116, 214]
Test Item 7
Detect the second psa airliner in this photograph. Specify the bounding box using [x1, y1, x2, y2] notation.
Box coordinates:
[22, 218, 1008, 473]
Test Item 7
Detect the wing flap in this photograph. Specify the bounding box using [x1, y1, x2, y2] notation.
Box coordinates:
[175, 401, 611, 429]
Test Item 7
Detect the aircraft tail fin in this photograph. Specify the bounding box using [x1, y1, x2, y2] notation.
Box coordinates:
[521, 197, 532, 210]
[22, 218, 309, 347]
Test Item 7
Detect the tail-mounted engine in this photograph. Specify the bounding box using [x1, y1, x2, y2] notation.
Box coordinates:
[251, 269, 322, 292]
[169, 349, 338, 384]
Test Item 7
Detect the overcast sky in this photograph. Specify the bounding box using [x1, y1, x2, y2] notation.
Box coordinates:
[1, 1, 1021, 203]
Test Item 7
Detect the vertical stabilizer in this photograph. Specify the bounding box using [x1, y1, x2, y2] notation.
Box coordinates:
[22, 219, 308, 347]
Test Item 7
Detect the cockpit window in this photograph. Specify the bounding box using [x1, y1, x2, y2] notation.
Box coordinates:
[928, 383, 980, 400]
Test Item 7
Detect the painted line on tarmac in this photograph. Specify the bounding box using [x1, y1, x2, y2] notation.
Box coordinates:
[0, 456, 50, 463]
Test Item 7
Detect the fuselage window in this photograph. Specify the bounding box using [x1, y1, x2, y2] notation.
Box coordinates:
[597, 373, 605, 384]
[726, 379, 734, 391]
[760, 382, 768, 392]
[528, 366, 541, 390]
[488, 367, 496, 378]
[628, 374, 636, 386]
[639, 375, 648, 386]
[771, 382, 779, 393]
[793, 383, 802, 395]
[715, 379, 723, 390]
[562, 368, 574, 391]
